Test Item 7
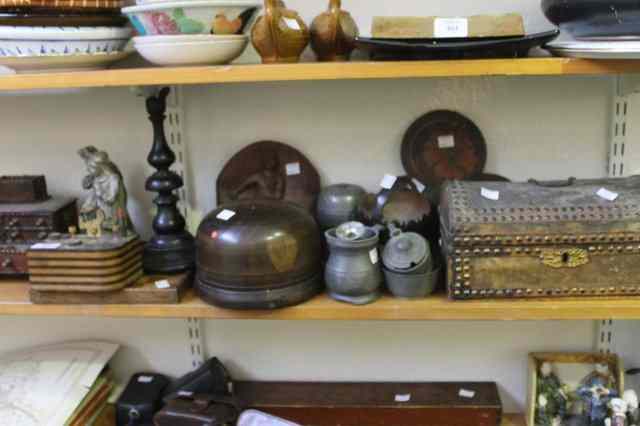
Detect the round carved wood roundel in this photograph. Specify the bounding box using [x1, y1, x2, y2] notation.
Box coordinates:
[216, 141, 321, 213]
[401, 110, 487, 188]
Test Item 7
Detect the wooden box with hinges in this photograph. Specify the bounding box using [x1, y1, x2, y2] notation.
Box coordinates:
[235, 381, 502, 426]
[0, 197, 77, 275]
[440, 176, 640, 299]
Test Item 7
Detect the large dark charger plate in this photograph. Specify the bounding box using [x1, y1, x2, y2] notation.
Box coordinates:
[0, 10, 127, 26]
[542, 0, 640, 38]
[217, 141, 321, 213]
[355, 30, 559, 60]
[402, 110, 487, 191]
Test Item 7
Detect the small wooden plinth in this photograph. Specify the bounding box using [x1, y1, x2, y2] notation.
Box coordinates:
[29, 272, 191, 304]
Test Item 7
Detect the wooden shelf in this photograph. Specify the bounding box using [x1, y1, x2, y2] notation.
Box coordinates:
[2, 58, 640, 91]
[503, 414, 525, 426]
[3, 279, 640, 320]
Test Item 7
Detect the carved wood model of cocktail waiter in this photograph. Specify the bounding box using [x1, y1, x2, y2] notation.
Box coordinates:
[78, 145, 135, 238]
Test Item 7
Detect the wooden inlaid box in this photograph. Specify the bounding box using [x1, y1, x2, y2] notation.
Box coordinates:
[0, 197, 77, 275]
[235, 381, 502, 426]
[440, 176, 640, 299]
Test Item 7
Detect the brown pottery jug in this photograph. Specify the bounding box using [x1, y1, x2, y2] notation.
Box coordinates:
[251, 0, 309, 63]
[310, 0, 358, 61]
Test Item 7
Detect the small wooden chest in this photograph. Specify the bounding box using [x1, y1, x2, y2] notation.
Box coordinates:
[0, 197, 77, 275]
[235, 381, 502, 426]
[440, 176, 640, 299]
[0, 175, 48, 203]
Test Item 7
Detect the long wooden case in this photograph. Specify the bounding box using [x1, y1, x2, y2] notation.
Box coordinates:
[440, 176, 640, 299]
[235, 381, 502, 426]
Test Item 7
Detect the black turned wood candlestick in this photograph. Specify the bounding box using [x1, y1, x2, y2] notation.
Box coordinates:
[143, 87, 195, 273]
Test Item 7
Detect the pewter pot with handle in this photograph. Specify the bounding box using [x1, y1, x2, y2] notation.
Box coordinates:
[324, 225, 382, 305]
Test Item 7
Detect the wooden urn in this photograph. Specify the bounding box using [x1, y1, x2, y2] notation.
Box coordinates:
[251, 0, 309, 63]
[310, 0, 359, 61]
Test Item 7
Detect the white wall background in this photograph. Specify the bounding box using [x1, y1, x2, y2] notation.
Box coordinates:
[0, 0, 628, 415]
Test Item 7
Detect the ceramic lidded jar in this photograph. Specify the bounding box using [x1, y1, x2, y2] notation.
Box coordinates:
[251, 0, 309, 63]
[324, 226, 383, 305]
[316, 183, 366, 230]
[310, 0, 359, 61]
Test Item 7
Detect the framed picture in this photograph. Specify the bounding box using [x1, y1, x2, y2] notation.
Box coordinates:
[527, 352, 624, 426]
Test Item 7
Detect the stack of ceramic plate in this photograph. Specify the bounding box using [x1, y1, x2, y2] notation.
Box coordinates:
[542, 0, 640, 59]
[0, 0, 132, 72]
[0, 25, 132, 72]
[122, 0, 261, 66]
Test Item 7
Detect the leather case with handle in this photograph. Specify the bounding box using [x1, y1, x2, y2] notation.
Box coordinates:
[163, 357, 233, 399]
[153, 394, 240, 426]
[116, 373, 170, 426]
[440, 176, 640, 299]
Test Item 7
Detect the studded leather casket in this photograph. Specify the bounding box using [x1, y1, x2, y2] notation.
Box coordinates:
[440, 177, 640, 299]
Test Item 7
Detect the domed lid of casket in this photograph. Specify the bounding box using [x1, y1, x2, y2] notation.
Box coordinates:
[196, 200, 322, 291]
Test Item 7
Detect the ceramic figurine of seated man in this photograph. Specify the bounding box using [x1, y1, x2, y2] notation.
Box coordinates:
[578, 363, 619, 426]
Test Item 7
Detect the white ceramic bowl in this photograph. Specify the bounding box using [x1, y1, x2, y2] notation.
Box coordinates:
[123, 0, 261, 36]
[0, 26, 133, 57]
[133, 34, 248, 65]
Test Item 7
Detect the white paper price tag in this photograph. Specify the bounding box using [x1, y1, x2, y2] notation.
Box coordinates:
[216, 209, 236, 221]
[395, 394, 411, 402]
[155, 280, 171, 289]
[286, 162, 301, 176]
[459, 388, 476, 399]
[380, 174, 397, 190]
[434, 18, 468, 38]
[412, 178, 426, 194]
[178, 391, 193, 397]
[30, 242, 61, 250]
[481, 187, 500, 201]
[284, 17, 301, 30]
[138, 375, 154, 383]
[597, 188, 619, 201]
[438, 134, 455, 149]
[369, 248, 379, 264]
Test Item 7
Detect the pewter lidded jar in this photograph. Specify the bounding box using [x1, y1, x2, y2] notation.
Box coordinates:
[316, 183, 366, 230]
[324, 224, 383, 305]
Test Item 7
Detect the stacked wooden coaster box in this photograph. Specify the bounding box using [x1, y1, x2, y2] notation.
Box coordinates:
[28, 235, 143, 292]
[27, 234, 191, 304]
